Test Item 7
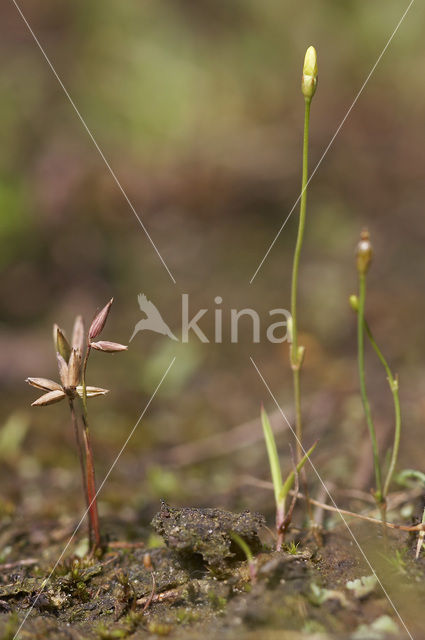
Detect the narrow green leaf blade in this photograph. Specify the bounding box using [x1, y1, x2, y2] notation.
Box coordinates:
[261, 406, 282, 505]
[396, 469, 425, 488]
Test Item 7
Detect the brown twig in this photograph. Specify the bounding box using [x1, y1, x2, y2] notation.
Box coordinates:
[142, 573, 156, 613]
[136, 585, 179, 608]
[292, 490, 424, 532]
[241, 475, 425, 532]
[0, 558, 38, 570]
[107, 541, 145, 550]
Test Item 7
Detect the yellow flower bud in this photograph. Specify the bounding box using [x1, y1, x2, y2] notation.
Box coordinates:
[302, 46, 318, 100]
[303, 46, 318, 77]
[356, 230, 373, 275]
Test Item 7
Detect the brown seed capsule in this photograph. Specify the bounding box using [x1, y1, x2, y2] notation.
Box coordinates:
[68, 348, 82, 388]
[26, 377, 63, 392]
[72, 315, 85, 353]
[89, 299, 114, 341]
[31, 389, 66, 407]
[56, 353, 69, 389]
[53, 325, 71, 362]
[356, 229, 373, 275]
[143, 553, 153, 571]
[90, 341, 128, 353]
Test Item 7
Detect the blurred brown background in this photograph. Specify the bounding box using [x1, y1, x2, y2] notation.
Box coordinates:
[0, 0, 424, 534]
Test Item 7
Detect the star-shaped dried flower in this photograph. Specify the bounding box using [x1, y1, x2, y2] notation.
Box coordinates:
[26, 315, 108, 407]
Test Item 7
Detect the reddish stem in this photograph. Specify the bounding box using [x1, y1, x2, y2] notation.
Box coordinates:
[79, 342, 101, 551]
[68, 398, 89, 514]
[82, 424, 101, 549]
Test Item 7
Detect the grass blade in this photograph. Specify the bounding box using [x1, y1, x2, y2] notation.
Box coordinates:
[261, 406, 282, 505]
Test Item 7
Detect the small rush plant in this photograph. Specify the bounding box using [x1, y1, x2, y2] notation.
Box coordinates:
[350, 230, 401, 519]
[260, 46, 318, 547]
[290, 45, 318, 463]
[259, 50, 422, 552]
[26, 299, 127, 551]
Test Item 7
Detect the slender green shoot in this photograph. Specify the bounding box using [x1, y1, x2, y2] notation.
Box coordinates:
[290, 46, 318, 464]
[350, 294, 401, 501]
[365, 322, 400, 499]
[261, 406, 317, 549]
[355, 231, 383, 506]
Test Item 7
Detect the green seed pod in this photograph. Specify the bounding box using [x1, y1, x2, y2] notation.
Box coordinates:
[349, 295, 359, 312]
[297, 345, 305, 367]
[356, 230, 373, 275]
[301, 46, 318, 100]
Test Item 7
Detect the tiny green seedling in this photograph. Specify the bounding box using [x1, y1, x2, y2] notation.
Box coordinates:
[230, 532, 257, 584]
[261, 406, 317, 550]
[284, 540, 300, 555]
[26, 299, 127, 551]
[351, 230, 401, 519]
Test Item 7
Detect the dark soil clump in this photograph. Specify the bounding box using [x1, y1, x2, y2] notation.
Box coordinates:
[151, 501, 265, 568]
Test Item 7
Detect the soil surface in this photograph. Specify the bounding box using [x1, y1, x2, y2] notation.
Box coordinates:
[1, 502, 424, 640]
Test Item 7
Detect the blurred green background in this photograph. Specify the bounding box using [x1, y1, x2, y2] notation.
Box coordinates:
[1, 0, 424, 533]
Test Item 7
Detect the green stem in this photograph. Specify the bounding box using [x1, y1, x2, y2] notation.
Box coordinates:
[357, 274, 382, 502]
[364, 320, 401, 500]
[290, 97, 311, 463]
